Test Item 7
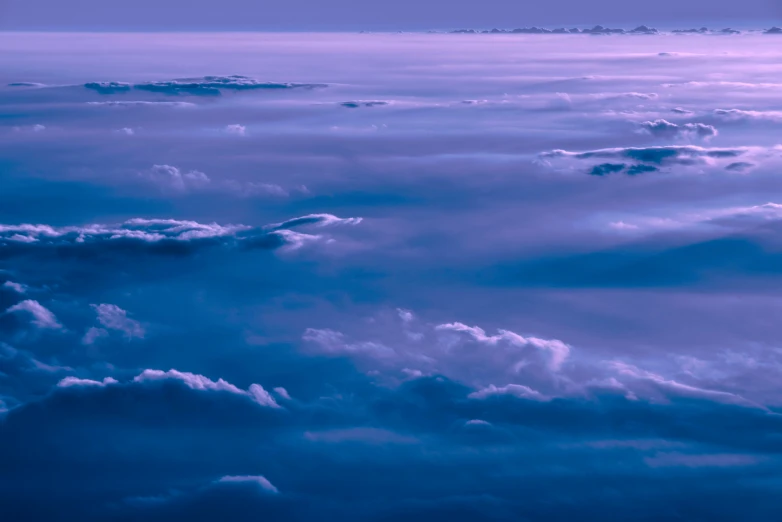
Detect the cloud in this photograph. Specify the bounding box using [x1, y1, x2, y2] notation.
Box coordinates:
[5, 300, 61, 329]
[91, 304, 145, 340]
[84, 81, 132, 94]
[144, 164, 211, 192]
[435, 322, 570, 371]
[134, 369, 280, 408]
[0, 215, 361, 258]
[267, 214, 363, 231]
[609, 361, 763, 409]
[125, 76, 327, 96]
[217, 475, 279, 493]
[225, 124, 246, 136]
[714, 109, 782, 122]
[603, 202, 782, 233]
[340, 101, 389, 108]
[86, 101, 196, 107]
[644, 452, 761, 468]
[58, 376, 118, 387]
[302, 328, 397, 358]
[468, 384, 548, 401]
[2, 281, 27, 294]
[81, 327, 109, 345]
[638, 119, 718, 140]
[542, 145, 745, 165]
[540, 145, 757, 175]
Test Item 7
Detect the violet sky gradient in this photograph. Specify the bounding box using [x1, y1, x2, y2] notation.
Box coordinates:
[3, 21, 782, 522]
[0, 0, 781, 30]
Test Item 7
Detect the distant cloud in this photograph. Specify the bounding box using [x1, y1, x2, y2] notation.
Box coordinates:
[91, 304, 145, 340]
[340, 101, 389, 108]
[217, 475, 279, 493]
[225, 124, 246, 136]
[6, 300, 61, 329]
[468, 383, 548, 401]
[86, 101, 195, 108]
[81, 327, 109, 345]
[85, 76, 328, 97]
[144, 164, 211, 192]
[435, 322, 569, 371]
[540, 145, 755, 175]
[2, 281, 27, 294]
[267, 213, 363, 231]
[638, 119, 717, 140]
[714, 109, 782, 122]
[0, 215, 361, 266]
[58, 376, 118, 387]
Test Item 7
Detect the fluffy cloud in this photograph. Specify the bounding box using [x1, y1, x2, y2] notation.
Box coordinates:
[144, 164, 211, 191]
[91, 304, 145, 340]
[435, 322, 570, 371]
[225, 124, 247, 136]
[134, 369, 280, 408]
[638, 119, 717, 140]
[5, 300, 61, 329]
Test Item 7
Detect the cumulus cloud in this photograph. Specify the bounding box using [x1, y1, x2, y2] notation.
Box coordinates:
[302, 315, 571, 392]
[134, 369, 280, 408]
[144, 164, 211, 192]
[638, 119, 717, 140]
[5, 300, 61, 329]
[91, 304, 145, 340]
[435, 322, 570, 371]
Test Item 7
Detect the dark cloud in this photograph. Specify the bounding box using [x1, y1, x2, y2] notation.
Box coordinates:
[0, 215, 361, 260]
[84, 76, 328, 97]
[340, 101, 389, 108]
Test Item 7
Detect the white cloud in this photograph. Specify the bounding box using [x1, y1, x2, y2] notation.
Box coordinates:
[468, 383, 548, 401]
[58, 376, 118, 387]
[225, 124, 246, 136]
[91, 304, 145, 340]
[6, 300, 62, 329]
[134, 369, 280, 408]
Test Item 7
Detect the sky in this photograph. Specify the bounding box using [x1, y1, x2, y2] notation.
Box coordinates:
[3, 23, 782, 522]
[0, 0, 780, 30]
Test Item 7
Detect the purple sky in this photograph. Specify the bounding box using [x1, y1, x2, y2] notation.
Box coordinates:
[0, 0, 780, 30]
